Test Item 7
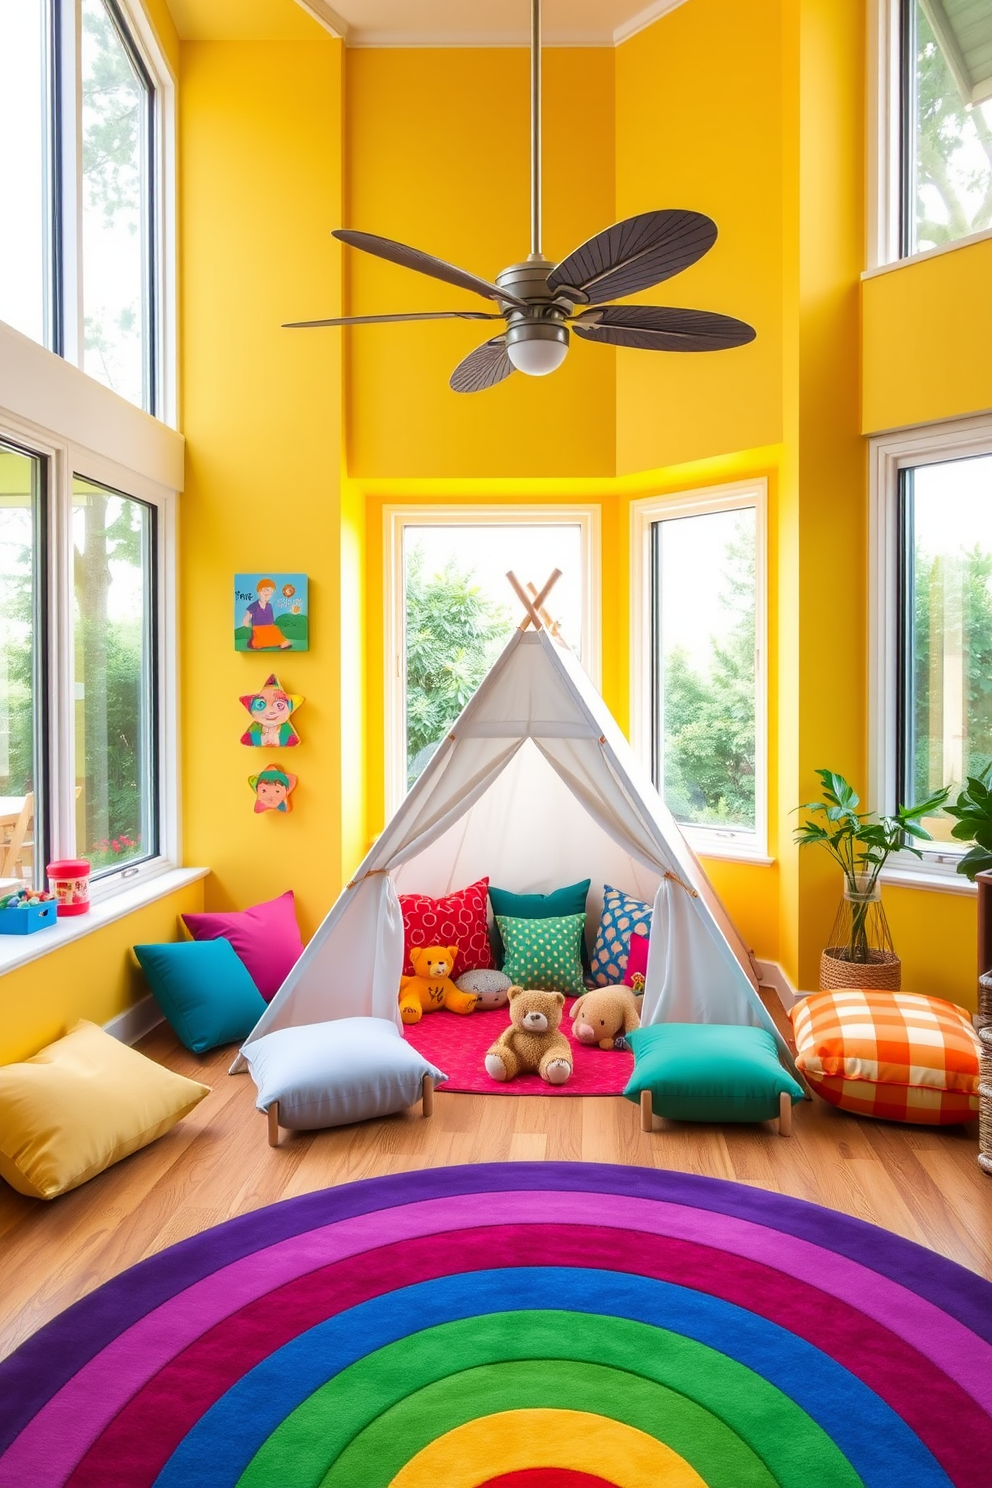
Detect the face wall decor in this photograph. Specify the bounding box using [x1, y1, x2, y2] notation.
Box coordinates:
[240, 674, 303, 748]
[234, 573, 309, 651]
[249, 766, 298, 815]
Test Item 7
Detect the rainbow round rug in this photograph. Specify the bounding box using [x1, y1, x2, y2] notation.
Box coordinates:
[1, 1164, 990, 1488]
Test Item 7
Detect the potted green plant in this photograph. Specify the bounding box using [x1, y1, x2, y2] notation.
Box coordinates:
[945, 764, 992, 881]
[795, 769, 949, 990]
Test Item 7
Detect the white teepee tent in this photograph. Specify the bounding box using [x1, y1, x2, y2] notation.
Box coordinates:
[235, 624, 797, 1075]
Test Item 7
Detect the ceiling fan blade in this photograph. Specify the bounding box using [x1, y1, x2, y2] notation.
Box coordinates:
[450, 336, 514, 393]
[548, 210, 717, 304]
[332, 229, 529, 310]
[573, 304, 755, 352]
[283, 310, 501, 328]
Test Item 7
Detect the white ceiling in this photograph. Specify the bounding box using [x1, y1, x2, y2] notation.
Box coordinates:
[165, 0, 689, 46]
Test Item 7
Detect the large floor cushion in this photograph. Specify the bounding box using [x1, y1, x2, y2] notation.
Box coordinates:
[0, 1021, 210, 1200]
[181, 891, 304, 1002]
[790, 989, 980, 1126]
[134, 939, 267, 1053]
[624, 1023, 804, 1123]
[241, 1018, 447, 1130]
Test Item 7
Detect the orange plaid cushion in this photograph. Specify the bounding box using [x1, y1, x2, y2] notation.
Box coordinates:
[790, 990, 980, 1126]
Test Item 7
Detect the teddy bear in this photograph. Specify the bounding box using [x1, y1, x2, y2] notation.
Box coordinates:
[570, 986, 641, 1050]
[484, 986, 573, 1085]
[398, 945, 481, 1025]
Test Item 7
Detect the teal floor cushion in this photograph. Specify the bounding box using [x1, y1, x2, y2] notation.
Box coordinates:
[625, 1023, 804, 1123]
[134, 939, 267, 1054]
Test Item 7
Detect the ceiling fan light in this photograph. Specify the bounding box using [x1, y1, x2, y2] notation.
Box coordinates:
[505, 322, 569, 377]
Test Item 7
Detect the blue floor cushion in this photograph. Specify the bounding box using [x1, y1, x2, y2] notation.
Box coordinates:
[134, 939, 267, 1054]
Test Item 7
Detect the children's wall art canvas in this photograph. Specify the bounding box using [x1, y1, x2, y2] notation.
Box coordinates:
[234, 574, 309, 651]
[249, 765, 298, 814]
[239, 674, 303, 747]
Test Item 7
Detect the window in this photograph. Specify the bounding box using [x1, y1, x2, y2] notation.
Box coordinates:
[901, 0, 992, 256]
[872, 0, 992, 265]
[632, 483, 767, 860]
[0, 0, 55, 345]
[0, 0, 166, 416]
[0, 440, 47, 882]
[0, 418, 173, 897]
[72, 475, 157, 874]
[385, 506, 599, 811]
[870, 416, 992, 883]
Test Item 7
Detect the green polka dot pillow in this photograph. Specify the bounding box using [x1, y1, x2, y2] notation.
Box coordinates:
[589, 885, 653, 986]
[495, 912, 586, 996]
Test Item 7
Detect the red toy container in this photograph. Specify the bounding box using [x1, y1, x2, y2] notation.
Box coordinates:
[47, 859, 91, 916]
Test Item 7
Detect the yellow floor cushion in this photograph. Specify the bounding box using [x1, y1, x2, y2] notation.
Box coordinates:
[790, 989, 980, 1126]
[0, 1020, 210, 1199]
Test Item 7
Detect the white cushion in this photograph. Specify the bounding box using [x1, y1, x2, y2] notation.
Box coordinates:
[240, 1018, 446, 1130]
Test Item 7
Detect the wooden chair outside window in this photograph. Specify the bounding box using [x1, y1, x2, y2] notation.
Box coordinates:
[0, 793, 35, 880]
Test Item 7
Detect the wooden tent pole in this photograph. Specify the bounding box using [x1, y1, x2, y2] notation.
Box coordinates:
[507, 571, 545, 630]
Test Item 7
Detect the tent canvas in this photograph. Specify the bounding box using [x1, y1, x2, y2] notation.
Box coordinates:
[235, 626, 798, 1076]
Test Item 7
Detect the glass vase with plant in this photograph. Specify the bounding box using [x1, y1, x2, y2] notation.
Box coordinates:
[945, 763, 992, 881]
[795, 769, 948, 988]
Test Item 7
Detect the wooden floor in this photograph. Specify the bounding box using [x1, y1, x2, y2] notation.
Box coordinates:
[2, 1019, 990, 1364]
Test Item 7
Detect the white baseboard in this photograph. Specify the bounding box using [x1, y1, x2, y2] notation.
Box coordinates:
[104, 993, 163, 1046]
[755, 959, 804, 1010]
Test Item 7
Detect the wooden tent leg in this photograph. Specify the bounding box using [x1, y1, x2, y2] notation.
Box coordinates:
[422, 1074, 434, 1118]
[778, 1091, 793, 1137]
[640, 1090, 653, 1132]
[267, 1102, 280, 1148]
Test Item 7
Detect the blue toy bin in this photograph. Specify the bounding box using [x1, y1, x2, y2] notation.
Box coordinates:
[0, 902, 57, 935]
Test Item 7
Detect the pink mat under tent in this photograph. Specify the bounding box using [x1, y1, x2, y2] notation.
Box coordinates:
[402, 998, 633, 1096]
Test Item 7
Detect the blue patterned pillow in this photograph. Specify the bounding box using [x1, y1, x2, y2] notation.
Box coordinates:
[589, 885, 653, 986]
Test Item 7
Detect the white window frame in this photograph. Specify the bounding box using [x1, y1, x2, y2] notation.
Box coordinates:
[2, 0, 177, 424]
[868, 0, 992, 272]
[630, 479, 769, 863]
[384, 503, 601, 818]
[869, 412, 992, 894]
[0, 316, 183, 912]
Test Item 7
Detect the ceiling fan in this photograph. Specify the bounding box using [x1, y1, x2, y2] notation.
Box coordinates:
[284, 0, 756, 392]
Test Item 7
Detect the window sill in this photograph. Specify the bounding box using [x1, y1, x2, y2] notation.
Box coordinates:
[879, 863, 977, 897]
[863, 224, 992, 280]
[0, 865, 209, 976]
[683, 831, 773, 866]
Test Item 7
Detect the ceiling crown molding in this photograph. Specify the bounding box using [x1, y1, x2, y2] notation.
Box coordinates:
[296, 0, 349, 40]
[296, 0, 691, 50]
[613, 0, 688, 45]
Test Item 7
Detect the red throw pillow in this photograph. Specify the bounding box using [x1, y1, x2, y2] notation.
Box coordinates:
[399, 877, 494, 979]
[182, 890, 304, 1002]
[623, 925, 650, 991]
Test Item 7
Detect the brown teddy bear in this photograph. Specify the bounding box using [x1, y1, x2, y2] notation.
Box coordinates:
[570, 986, 640, 1049]
[484, 986, 573, 1085]
[398, 945, 480, 1025]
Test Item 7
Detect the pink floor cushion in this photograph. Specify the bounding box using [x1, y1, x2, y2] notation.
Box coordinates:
[182, 891, 304, 1002]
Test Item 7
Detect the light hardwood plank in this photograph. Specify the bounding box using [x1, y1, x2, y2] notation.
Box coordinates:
[1, 1022, 989, 1363]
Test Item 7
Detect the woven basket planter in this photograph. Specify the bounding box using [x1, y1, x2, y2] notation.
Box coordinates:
[819, 948, 902, 992]
[979, 1024, 992, 1177]
[978, 972, 992, 1033]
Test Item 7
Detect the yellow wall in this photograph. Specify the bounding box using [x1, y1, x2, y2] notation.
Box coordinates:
[863, 237, 992, 435]
[344, 47, 617, 479]
[0, 883, 205, 1064]
[614, 0, 784, 475]
[179, 37, 347, 940]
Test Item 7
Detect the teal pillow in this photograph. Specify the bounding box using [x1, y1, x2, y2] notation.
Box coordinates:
[488, 880, 591, 970]
[496, 912, 586, 996]
[624, 1024, 804, 1122]
[134, 940, 267, 1054]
